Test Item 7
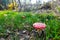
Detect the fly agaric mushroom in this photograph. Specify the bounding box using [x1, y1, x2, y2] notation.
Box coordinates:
[33, 23, 46, 32]
[33, 23, 46, 40]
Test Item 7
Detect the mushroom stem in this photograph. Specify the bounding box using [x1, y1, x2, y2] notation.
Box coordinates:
[37, 29, 41, 32]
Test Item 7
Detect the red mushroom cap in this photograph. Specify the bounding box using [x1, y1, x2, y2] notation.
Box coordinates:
[33, 23, 46, 30]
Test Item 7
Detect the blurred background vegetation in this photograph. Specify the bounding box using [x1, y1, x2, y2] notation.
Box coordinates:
[0, 0, 60, 11]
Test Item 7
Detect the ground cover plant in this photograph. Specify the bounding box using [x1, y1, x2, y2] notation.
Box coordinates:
[0, 11, 60, 40]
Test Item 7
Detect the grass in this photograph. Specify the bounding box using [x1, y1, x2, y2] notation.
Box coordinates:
[0, 11, 60, 40]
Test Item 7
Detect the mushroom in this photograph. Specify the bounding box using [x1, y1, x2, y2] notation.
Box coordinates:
[33, 22, 46, 31]
[33, 22, 46, 39]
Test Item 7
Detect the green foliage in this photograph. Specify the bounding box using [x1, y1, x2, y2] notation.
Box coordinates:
[0, 11, 60, 40]
[56, 6, 60, 13]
